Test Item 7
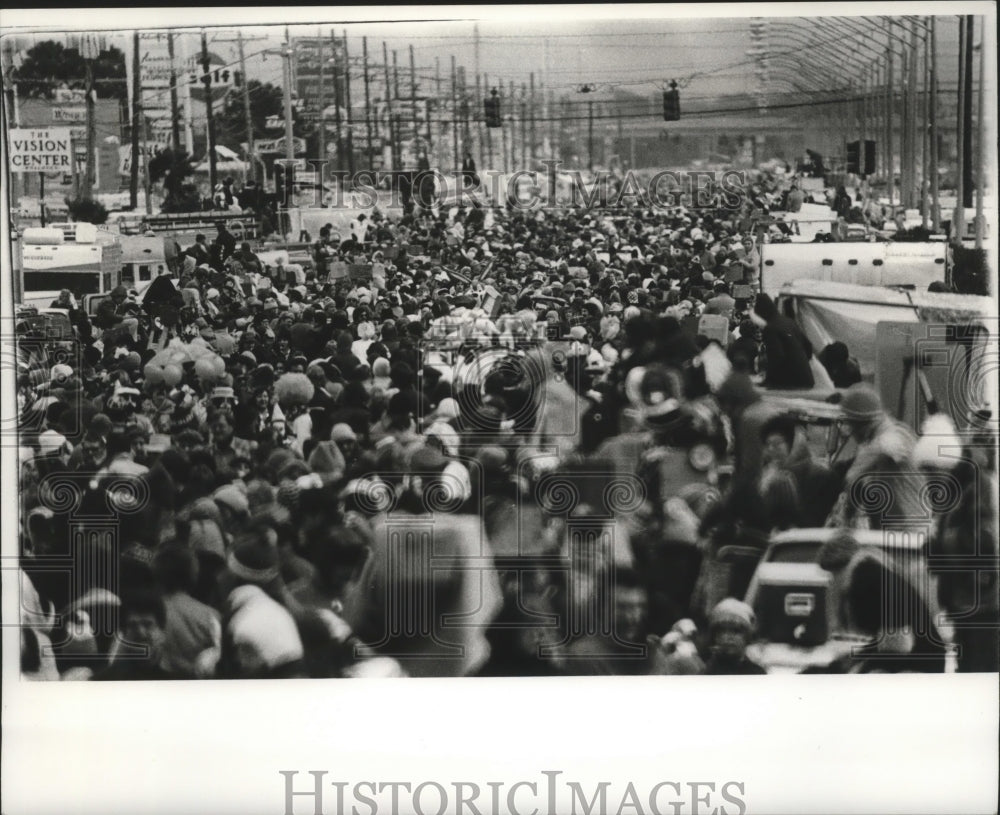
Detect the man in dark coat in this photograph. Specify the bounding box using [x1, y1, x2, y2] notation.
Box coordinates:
[752, 293, 814, 389]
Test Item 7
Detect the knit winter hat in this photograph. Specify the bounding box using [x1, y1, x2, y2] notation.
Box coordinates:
[331, 423, 357, 442]
[840, 383, 883, 422]
[187, 518, 226, 560]
[709, 598, 756, 634]
[213, 484, 249, 518]
[227, 528, 280, 584]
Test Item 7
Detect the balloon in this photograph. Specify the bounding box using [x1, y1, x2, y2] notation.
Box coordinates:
[186, 341, 213, 361]
[194, 357, 218, 383]
[162, 363, 183, 387]
[143, 363, 164, 385]
[120, 352, 142, 372]
[212, 333, 236, 357]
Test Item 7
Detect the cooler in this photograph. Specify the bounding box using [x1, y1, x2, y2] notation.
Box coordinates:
[753, 562, 835, 647]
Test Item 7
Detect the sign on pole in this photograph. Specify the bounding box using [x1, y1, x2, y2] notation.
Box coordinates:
[8, 128, 73, 173]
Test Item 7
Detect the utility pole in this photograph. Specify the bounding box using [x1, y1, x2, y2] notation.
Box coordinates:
[83, 48, 96, 200]
[974, 16, 985, 249]
[520, 82, 527, 167]
[587, 99, 594, 173]
[167, 31, 181, 152]
[394, 114, 402, 171]
[393, 50, 400, 102]
[282, 31, 294, 164]
[451, 56, 459, 171]
[900, 42, 910, 207]
[908, 21, 918, 209]
[332, 36, 344, 172]
[409, 44, 419, 159]
[508, 80, 515, 171]
[342, 31, 355, 176]
[885, 22, 894, 208]
[529, 72, 536, 164]
[500, 85, 508, 173]
[237, 31, 254, 181]
[483, 75, 493, 169]
[476, 72, 484, 169]
[929, 16, 939, 230]
[382, 43, 395, 170]
[130, 31, 142, 209]
[142, 113, 153, 215]
[393, 51, 401, 164]
[317, 29, 326, 170]
[551, 88, 559, 165]
[459, 66, 470, 160]
[474, 24, 481, 88]
[434, 56, 441, 162]
[961, 15, 974, 209]
[201, 30, 218, 191]
[955, 18, 966, 242]
[921, 23, 930, 229]
[362, 37, 373, 169]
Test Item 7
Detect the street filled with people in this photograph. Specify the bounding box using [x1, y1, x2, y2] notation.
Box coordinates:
[16, 171, 999, 679]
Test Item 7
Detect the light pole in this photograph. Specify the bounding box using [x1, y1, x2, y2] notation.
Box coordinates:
[578, 83, 597, 173]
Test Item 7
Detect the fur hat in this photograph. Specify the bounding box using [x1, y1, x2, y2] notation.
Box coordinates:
[274, 373, 315, 408]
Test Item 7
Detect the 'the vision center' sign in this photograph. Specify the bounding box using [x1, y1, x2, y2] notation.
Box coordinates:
[9, 128, 73, 173]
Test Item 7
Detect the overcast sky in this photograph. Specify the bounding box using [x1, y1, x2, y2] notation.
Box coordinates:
[225, 15, 964, 102]
[3, 9, 967, 105]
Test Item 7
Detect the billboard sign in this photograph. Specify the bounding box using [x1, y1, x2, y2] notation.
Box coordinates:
[9, 128, 73, 173]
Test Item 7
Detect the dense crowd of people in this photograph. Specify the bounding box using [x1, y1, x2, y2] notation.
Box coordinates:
[16, 175, 999, 679]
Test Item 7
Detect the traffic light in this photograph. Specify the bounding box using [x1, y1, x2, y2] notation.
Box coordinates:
[663, 80, 680, 122]
[847, 139, 877, 176]
[846, 140, 860, 175]
[484, 88, 501, 128]
[863, 140, 876, 175]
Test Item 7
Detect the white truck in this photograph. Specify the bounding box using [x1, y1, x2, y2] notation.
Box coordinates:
[18, 223, 124, 311]
[758, 241, 948, 296]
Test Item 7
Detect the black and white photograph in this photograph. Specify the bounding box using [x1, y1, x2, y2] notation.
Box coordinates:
[2, 4, 998, 813]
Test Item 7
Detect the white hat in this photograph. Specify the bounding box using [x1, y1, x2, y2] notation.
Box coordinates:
[38, 429, 68, 457]
[442, 460, 472, 502]
[50, 364, 73, 383]
[913, 414, 962, 471]
[426, 421, 460, 457]
[227, 584, 304, 671]
[433, 397, 461, 421]
[206, 288, 220, 300]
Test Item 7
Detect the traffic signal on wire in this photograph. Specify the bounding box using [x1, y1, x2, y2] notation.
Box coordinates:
[846, 141, 860, 175]
[663, 80, 680, 122]
[847, 139, 876, 176]
[484, 88, 501, 128]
